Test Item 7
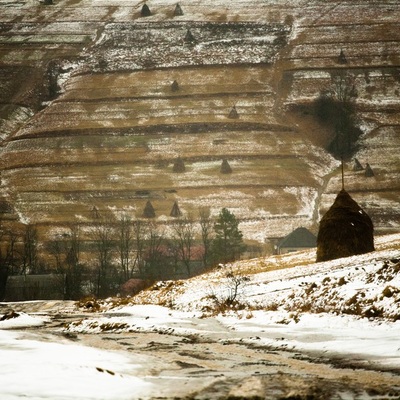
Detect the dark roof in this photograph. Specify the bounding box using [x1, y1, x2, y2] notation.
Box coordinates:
[278, 227, 317, 249]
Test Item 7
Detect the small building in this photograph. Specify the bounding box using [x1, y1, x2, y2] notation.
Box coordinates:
[276, 227, 317, 255]
[4, 274, 66, 301]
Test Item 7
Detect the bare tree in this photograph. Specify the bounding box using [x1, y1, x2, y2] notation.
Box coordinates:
[22, 224, 39, 275]
[48, 225, 84, 299]
[116, 214, 134, 282]
[0, 226, 22, 275]
[64, 225, 83, 299]
[171, 214, 195, 277]
[133, 218, 148, 277]
[92, 222, 116, 297]
[199, 207, 213, 268]
[143, 222, 165, 280]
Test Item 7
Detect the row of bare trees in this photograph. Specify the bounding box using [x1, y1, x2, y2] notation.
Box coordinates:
[0, 207, 245, 299]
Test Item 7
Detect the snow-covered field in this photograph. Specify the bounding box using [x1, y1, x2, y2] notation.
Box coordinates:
[1, 233, 399, 399]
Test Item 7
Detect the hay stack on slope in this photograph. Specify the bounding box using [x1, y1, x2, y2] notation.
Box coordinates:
[141, 3, 151, 17]
[170, 201, 182, 217]
[173, 3, 183, 16]
[173, 157, 185, 173]
[142, 200, 156, 218]
[228, 105, 239, 119]
[352, 158, 364, 171]
[365, 163, 374, 177]
[220, 159, 232, 174]
[316, 189, 374, 262]
[171, 80, 179, 92]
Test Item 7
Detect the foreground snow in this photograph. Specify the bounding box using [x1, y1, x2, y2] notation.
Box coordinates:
[0, 233, 399, 399]
[0, 328, 151, 400]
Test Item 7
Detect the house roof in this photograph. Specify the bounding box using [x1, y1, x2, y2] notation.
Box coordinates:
[277, 227, 317, 249]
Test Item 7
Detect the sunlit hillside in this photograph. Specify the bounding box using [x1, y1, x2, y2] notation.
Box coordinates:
[0, 0, 399, 257]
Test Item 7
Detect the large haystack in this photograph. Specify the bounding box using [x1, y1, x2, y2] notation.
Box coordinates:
[316, 189, 374, 262]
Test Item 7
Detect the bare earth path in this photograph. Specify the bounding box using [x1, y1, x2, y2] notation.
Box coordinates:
[3, 301, 400, 399]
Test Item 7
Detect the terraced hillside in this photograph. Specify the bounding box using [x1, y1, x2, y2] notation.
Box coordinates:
[0, 0, 399, 260]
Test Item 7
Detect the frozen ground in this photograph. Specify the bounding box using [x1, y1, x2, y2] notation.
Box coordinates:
[0, 233, 400, 399]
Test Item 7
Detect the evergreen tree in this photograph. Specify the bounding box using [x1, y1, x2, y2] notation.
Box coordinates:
[212, 208, 244, 264]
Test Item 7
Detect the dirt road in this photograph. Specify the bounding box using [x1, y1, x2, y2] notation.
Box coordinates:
[3, 301, 399, 399]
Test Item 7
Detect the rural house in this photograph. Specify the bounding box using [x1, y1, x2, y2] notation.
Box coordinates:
[276, 227, 317, 254]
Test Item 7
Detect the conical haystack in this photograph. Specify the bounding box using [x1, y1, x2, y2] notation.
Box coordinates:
[171, 80, 179, 92]
[316, 189, 374, 262]
[142, 200, 156, 218]
[173, 3, 183, 16]
[91, 205, 100, 219]
[228, 105, 239, 119]
[184, 28, 196, 43]
[365, 163, 374, 177]
[170, 201, 182, 217]
[220, 159, 232, 174]
[141, 3, 151, 17]
[173, 157, 185, 173]
[352, 158, 364, 171]
[337, 49, 347, 64]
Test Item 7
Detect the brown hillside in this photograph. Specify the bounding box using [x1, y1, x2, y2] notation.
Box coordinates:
[0, 0, 399, 257]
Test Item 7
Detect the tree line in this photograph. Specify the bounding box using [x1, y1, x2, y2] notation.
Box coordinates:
[0, 207, 245, 299]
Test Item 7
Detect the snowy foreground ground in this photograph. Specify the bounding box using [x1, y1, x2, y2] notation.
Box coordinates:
[1, 234, 400, 399]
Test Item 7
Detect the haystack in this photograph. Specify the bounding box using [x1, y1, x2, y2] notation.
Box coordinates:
[142, 200, 156, 218]
[173, 3, 183, 16]
[316, 189, 374, 262]
[365, 163, 374, 177]
[173, 157, 185, 173]
[184, 28, 196, 43]
[91, 205, 100, 219]
[170, 201, 182, 217]
[171, 80, 179, 92]
[352, 158, 364, 171]
[337, 49, 347, 64]
[141, 3, 151, 17]
[220, 159, 232, 174]
[228, 105, 239, 119]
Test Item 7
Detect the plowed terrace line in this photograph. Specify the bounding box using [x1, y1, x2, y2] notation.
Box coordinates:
[1, 154, 301, 171]
[7, 122, 295, 142]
